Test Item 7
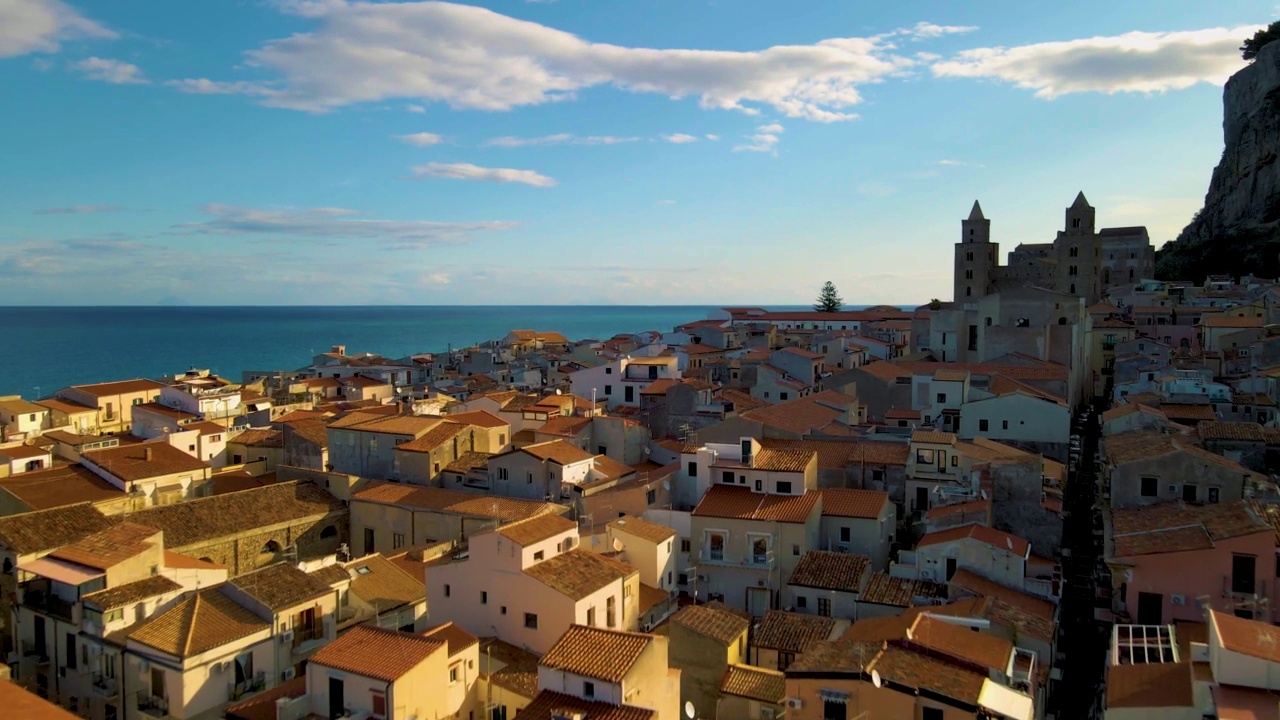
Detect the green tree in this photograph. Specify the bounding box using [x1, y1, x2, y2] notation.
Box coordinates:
[813, 281, 843, 312]
[1242, 21, 1280, 60]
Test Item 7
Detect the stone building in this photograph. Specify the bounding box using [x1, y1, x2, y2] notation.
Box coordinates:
[953, 193, 1155, 304]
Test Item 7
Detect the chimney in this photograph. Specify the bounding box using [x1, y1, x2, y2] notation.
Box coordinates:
[144, 447, 153, 462]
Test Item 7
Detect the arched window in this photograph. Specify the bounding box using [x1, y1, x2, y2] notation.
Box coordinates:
[985, 317, 992, 327]
[965, 287, 972, 297]
[320, 525, 338, 540]
[1069, 284, 1076, 295]
[261, 540, 281, 555]
[1, 558, 11, 574]
[1058, 317, 1067, 325]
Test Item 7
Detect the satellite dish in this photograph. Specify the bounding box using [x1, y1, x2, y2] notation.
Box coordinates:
[685, 701, 695, 719]
[662, 481, 670, 491]
[613, 538, 624, 552]
[871, 669, 882, 688]
[556, 389, 563, 395]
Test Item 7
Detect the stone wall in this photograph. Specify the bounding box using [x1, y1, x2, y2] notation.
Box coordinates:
[172, 512, 349, 577]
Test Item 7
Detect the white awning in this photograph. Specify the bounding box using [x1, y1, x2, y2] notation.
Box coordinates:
[18, 557, 104, 586]
[978, 679, 1034, 720]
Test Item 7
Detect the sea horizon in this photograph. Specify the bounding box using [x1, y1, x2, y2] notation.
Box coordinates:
[0, 304, 883, 398]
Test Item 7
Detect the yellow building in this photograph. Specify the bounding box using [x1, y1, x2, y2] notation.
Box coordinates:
[305, 625, 451, 720]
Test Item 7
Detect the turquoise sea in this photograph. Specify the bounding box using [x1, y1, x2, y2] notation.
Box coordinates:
[1, 305, 809, 397]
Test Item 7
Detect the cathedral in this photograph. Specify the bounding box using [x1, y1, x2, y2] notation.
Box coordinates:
[953, 192, 1155, 304]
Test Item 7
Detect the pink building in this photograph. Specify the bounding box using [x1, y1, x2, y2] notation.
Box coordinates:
[1107, 500, 1276, 625]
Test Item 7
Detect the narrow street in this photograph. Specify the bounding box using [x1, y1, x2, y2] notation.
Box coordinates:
[1047, 398, 1110, 719]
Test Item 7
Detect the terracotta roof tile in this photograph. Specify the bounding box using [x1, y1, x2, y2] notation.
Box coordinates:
[739, 391, 858, 435]
[129, 481, 343, 549]
[907, 614, 1012, 671]
[912, 430, 957, 445]
[839, 615, 914, 644]
[344, 554, 425, 611]
[231, 428, 283, 448]
[787, 551, 869, 593]
[820, 488, 889, 519]
[0, 502, 115, 555]
[523, 549, 635, 599]
[948, 569, 1055, 624]
[82, 575, 182, 610]
[692, 485, 820, 524]
[519, 440, 596, 465]
[747, 447, 816, 473]
[0, 668, 93, 719]
[670, 603, 750, 645]
[918, 523, 1030, 558]
[232, 563, 333, 610]
[1106, 662, 1195, 709]
[83, 442, 209, 482]
[609, 515, 677, 544]
[129, 588, 269, 657]
[1198, 421, 1271, 442]
[591, 454, 636, 482]
[870, 644, 987, 705]
[540, 625, 653, 683]
[763, 438, 909, 468]
[396, 421, 468, 453]
[494, 514, 578, 546]
[0, 464, 125, 511]
[1210, 609, 1280, 662]
[423, 621, 479, 656]
[69, 378, 167, 397]
[49, 522, 159, 570]
[309, 625, 444, 682]
[225, 677, 308, 720]
[1111, 500, 1270, 557]
[859, 571, 947, 607]
[754, 610, 836, 653]
[519, 690, 655, 720]
[445, 451, 491, 474]
[353, 481, 559, 522]
[445, 410, 509, 429]
[721, 664, 786, 703]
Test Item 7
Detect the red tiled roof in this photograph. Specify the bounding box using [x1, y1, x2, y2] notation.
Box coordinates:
[692, 485, 820, 524]
[918, 523, 1030, 558]
[820, 488, 889, 519]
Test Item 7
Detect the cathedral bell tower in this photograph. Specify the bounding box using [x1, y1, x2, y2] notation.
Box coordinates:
[953, 200, 998, 302]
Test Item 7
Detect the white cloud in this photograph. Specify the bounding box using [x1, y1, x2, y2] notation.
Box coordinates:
[932, 26, 1260, 98]
[164, 78, 278, 96]
[0, 0, 115, 58]
[937, 159, 962, 166]
[483, 134, 640, 147]
[73, 56, 148, 84]
[176, 203, 517, 247]
[395, 131, 444, 146]
[422, 272, 451, 284]
[35, 204, 127, 214]
[409, 162, 557, 187]
[705, 134, 720, 141]
[406, 104, 425, 113]
[183, 0, 913, 121]
[901, 22, 978, 40]
[734, 123, 783, 153]
[662, 133, 699, 144]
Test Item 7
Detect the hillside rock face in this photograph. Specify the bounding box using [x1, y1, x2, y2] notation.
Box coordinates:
[1178, 41, 1280, 244]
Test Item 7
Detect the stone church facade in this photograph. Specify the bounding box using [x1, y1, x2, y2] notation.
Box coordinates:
[953, 192, 1155, 304]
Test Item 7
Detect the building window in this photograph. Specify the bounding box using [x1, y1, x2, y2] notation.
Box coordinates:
[707, 532, 726, 561]
[1140, 476, 1158, 497]
[1001, 420, 1008, 430]
[979, 419, 989, 431]
[793, 544, 801, 556]
[372, 692, 386, 716]
[722, 470, 734, 484]
[840, 527, 850, 542]
[524, 613, 538, 629]
[481, 591, 488, 604]
[498, 467, 509, 481]
[681, 539, 691, 553]
[646, 489, 656, 505]
[501, 606, 507, 615]
[1209, 487, 1221, 503]
[776, 481, 793, 494]
[444, 584, 450, 597]
[818, 597, 832, 617]
[587, 607, 596, 626]
[687, 461, 697, 477]
[936, 393, 946, 403]
[449, 666, 458, 684]
[392, 533, 404, 549]
[604, 385, 612, 396]
[534, 550, 544, 561]
[584, 681, 595, 699]
[797, 596, 807, 608]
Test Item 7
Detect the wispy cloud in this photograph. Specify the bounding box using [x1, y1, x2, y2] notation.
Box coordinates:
[72, 56, 148, 84]
[0, 0, 115, 59]
[164, 78, 278, 96]
[897, 22, 979, 40]
[394, 132, 444, 147]
[406, 104, 425, 113]
[408, 162, 557, 187]
[178, 0, 915, 121]
[932, 26, 1259, 98]
[483, 134, 640, 147]
[34, 204, 128, 215]
[734, 124, 784, 154]
[175, 203, 517, 248]
[662, 133, 699, 144]
[705, 134, 720, 141]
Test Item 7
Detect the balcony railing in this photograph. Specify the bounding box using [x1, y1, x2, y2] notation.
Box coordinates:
[291, 623, 325, 650]
[21, 588, 76, 621]
[699, 550, 775, 569]
[136, 692, 171, 719]
[21, 639, 48, 662]
[230, 672, 267, 701]
[91, 673, 118, 698]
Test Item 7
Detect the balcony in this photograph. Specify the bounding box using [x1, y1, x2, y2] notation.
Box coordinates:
[699, 550, 775, 569]
[91, 673, 118, 698]
[21, 588, 75, 621]
[20, 639, 48, 664]
[291, 623, 326, 653]
[230, 672, 267, 701]
[136, 692, 172, 719]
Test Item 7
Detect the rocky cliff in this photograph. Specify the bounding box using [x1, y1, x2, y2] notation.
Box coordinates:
[1156, 40, 1280, 279]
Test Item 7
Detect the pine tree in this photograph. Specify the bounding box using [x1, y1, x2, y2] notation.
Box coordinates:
[813, 281, 843, 312]
[1242, 21, 1280, 61]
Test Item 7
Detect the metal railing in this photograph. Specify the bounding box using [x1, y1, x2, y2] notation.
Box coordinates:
[91, 673, 118, 697]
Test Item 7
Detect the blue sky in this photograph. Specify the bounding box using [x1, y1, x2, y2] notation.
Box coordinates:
[0, 0, 1271, 305]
